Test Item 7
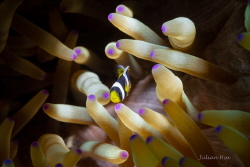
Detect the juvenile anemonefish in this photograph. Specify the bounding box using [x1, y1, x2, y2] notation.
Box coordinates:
[110, 65, 131, 103]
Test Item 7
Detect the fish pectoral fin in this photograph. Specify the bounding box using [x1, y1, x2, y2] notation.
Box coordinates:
[125, 84, 130, 92]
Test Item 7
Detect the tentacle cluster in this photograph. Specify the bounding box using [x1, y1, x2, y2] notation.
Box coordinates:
[0, 1, 249, 167]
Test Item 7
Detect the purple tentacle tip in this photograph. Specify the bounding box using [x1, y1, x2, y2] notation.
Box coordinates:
[237, 33, 244, 42]
[108, 13, 114, 21]
[161, 157, 169, 165]
[197, 113, 202, 121]
[115, 103, 122, 111]
[146, 136, 153, 144]
[74, 48, 82, 55]
[43, 74, 47, 80]
[116, 41, 121, 49]
[72, 30, 78, 35]
[150, 50, 155, 59]
[88, 94, 96, 100]
[43, 104, 49, 110]
[248, 0, 250, 6]
[161, 25, 167, 33]
[12, 140, 19, 145]
[152, 64, 160, 70]
[117, 5, 124, 13]
[31, 141, 39, 147]
[55, 163, 63, 167]
[107, 48, 115, 55]
[42, 89, 49, 95]
[129, 134, 138, 141]
[7, 117, 14, 122]
[120, 151, 128, 159]
[215, 125, 223, 134]
[72, 53, 77, 60]
[60, 6, 67, 13]
[75, 148, 83, 154]
[102, 92, 110, 99]
[138, 108, 145, 115]
[38, 57, 45, 63]
[3, 159, 12, 165]
[162, 99, 170, 105]
[179, 157, 185, 166]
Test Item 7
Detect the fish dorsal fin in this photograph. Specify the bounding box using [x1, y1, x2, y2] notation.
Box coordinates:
[117, 65, 124, 78]
[124, 66, 130, 73]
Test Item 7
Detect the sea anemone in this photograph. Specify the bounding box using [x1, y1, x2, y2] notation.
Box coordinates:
[0, 0, 249, 167]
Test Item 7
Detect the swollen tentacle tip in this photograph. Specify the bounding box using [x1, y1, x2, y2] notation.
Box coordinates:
[138, 108, 145, 116]
[42, 89, 49, 95]
[120, 151, 129, 159]
[75, 49, 81, 56]
[60, 6, 67, 13]
[102, 92, 110, 99]
[31, 141, 39, 147]
[74, 48, 82, 55]
[38, 57, 45, 63]
[107, 48, 115, 55]
[116, 40, 121, 49]
[55, 163, 63, 167]
[161, 25, 167, 33]
[150, 50, 155, 59]
[115, 103, 122, 111]
[162, 99, 170, 105]
[179, 157, 185, 166]
[7, 117, 14, 122]
[88, 94, 96, 100]
[237, 33, 244, 42]
[72, 30, 78, 35]
[161, 157, 169, 165]
[43, 104, 49, 110]
[43, 74, 47, 80]
[3, 159, 12, 165]
[12, 140, 19, 145]
[75, 148, 83, 155]
[116, 5, 124, 13]
[152, 64, 160, 70]
[215, 125, 223, 134]
[237, 32, 250, 50]
[146, 136, 154, 144]
[197, 113, 203, 121]
[72, 53, 77, 60]
[130, 134, 138, 141]
[108, 13, 114, 21]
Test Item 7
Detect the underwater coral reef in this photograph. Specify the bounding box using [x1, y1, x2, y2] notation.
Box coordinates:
[0, 0, 250, 166]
